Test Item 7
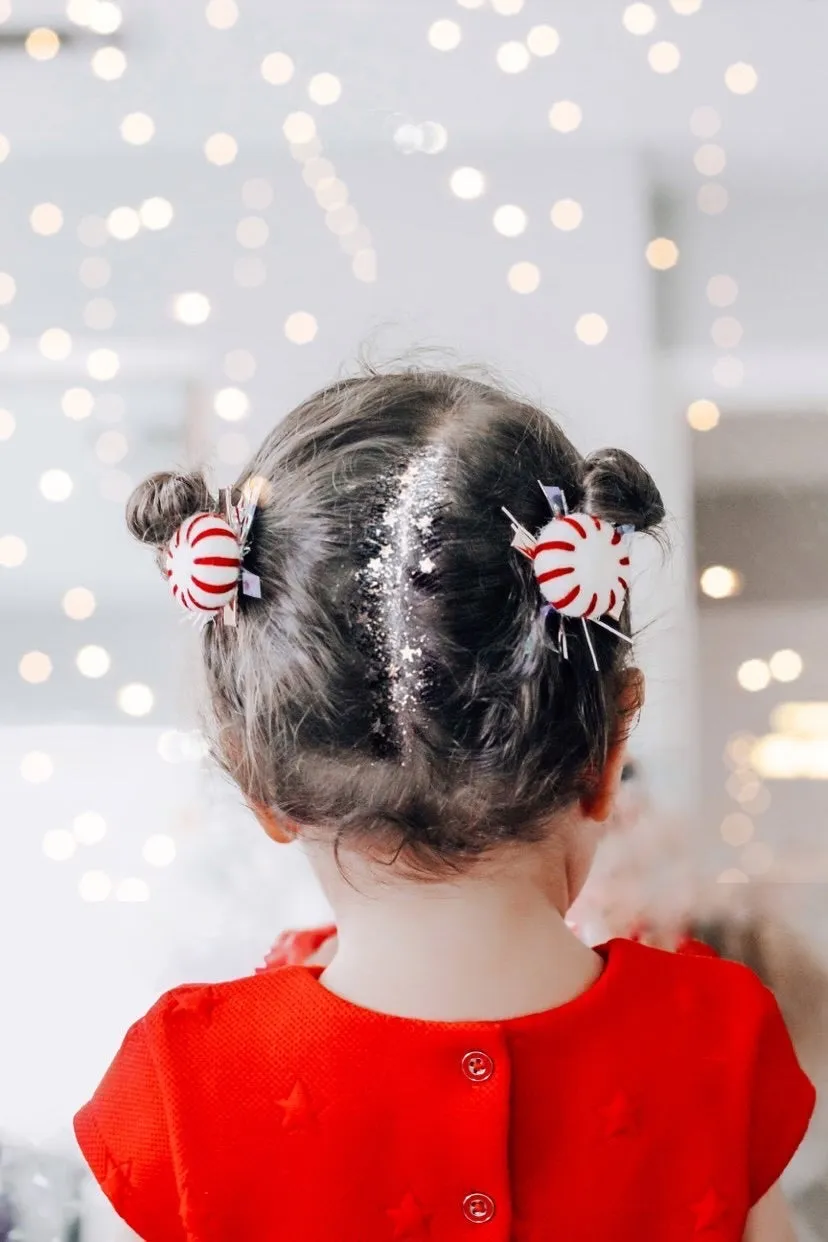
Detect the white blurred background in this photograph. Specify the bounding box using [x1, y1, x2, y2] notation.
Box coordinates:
[2, 0, 828, 1236]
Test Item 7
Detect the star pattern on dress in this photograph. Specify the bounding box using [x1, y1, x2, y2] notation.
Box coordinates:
[275, 1079, 317, 1132]
[169, 986, 219, 1022]
[692, 1187, 729, 1231]
[601, 1091, 638, 1138]
[386, 1191, 432, 1239]
[101, 1153, 133, 1198]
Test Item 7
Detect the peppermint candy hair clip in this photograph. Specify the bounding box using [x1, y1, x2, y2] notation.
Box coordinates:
[503, 483, 634, 671]
[164, 478, 263, 628]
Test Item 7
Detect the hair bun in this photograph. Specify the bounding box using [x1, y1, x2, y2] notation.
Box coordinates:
[581, 447, 665, 533]
[126, 470, 214, 549]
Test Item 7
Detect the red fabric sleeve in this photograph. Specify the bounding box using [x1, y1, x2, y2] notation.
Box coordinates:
[748, 986, 817, 1205]
[74, 1020, 185, 1242]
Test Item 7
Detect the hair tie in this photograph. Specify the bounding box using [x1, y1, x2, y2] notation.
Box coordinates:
[164, 480, 263, 627]
[503, 482, 633, 670]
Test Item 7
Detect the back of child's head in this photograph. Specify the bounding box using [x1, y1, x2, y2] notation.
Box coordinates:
[127, 368, 665, 874]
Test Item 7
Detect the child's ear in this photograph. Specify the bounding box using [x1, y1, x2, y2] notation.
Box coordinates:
[249, 802, 298, 844]
[580, 668, 645, 824]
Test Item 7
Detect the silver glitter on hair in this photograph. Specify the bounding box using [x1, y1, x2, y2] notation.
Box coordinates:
[358, 445, 447, 755]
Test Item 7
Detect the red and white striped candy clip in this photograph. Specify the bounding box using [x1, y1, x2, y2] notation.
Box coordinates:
[503, 483, 633, 671]
[164, 512, 242, 620]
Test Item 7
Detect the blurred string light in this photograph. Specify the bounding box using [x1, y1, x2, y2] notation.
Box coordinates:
[30, 203, 64, 236]
[39, 329, 72, 361]
[95, 430, 128, 464]
[92, 47, 126, 80]
[20, 652, 53, 685]
[80, 257, 112, 288]
[284, 312, 318, 344]
[21, 752, 54, 783]
[768, 649, 803, 683]
[527, 26, 559, 56]
[117, 879, 151, 902]
[79, 871, 112, 902]
[261, 51, 294, 84]
[74, 811, 107, 844]
[450, 166, 485, 199]
[699, 564, 741, 598]
[237, 216, 269, 247]
[0, 408, 15, 439]
[59, 469, 88, 514]
[87, 347, 120, 380]
[76, 645, 111, 677]
[686, 398, 720, 431]
[646, 237, 679, 270]
[670, 0, 702, 11]
[85, 298, 116, 329]
[737, 659, 770, 692]
[548, 101, 582, 133]
[507, 261, 540, 294]
[0, 535, 26, 567]
[648, 42, 680, 74]
[284, 115, 377, 284]
[550, 199, 583, 231]
[63, 587, 96, 619]
[711, 316, 743, 348]
[118, 683, 154, 716]
[622, 4, 656, 35]
[143, 834, 177, 866]
[698, 184, 729, 215]
[67, 0, 98, 23]
[43, 830, 77, 862]
[456, 0, 484, 7]
[140, 197, 174, 229]
[173, 291, 211, 324]
[690, 106, 721, 138]
[214, 387, 249, 421]
[120, 112, 155, 145]
[393, 121, 448, 155]
[491, 0, 524, 12]
[725, 62, 758, 94]
[308, 73, 342, 105]
[497, 42, 530, 73]
[707, 274, 738, 306]
[576, 314, 608, 345]
[694, 144, 726, 176]
[205, 132, 238, 165]
[205, 0, 239, 28]
[493, 205, 527, 236]
[428, 19, 462, 51]
[26, 28, 61, 61]
[62, 387, 95, 419]
[720, 812, 754, 846]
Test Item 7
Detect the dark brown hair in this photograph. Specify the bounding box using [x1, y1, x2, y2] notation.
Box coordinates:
[127, 368, 665, 873]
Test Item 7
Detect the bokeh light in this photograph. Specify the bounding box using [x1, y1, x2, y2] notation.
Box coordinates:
[0, 408, 14, 440]
[284, 312, 318, 344]
[575, 314, 608, 345]
[21, 751, 54, 782]
[648, 42, 681, 74]
[694, 144, 726, 176]
[768, 649, 803, 683]
[76, 645, 111, 678]
[19, 653, 53, 685]
[496, 42, 530, 74]
[214, 387, 250, 420]
[120, 112, 155, 145]
[30, 203, 64, 236]
[507, 262, 540, 294]
[261, 52, 294, 84]
[725, 62, 758, 95]
[63, 587, 96, 620]
[622, 4, 656, 35]
[645, 237, 679, 270]
[697, 184, 729, 215]
[79, 871, 113, 903]
[707, 274, 739, 306]
[73, 812, 107, 845]
[548, 102, 582, 133]
[206, 0, 238, 29]
[308, 73, 342, 104]
[43, 830, 77, 862]
[173, 292, 212, 325]
[140, 197, 174, 230]
[205, 132, 238, 165]
[700, 565, 742, 599]
[450, 167, 485, 199]
[0, 535, 26, 568]
[26, 28, 61, 61]
[428, 20, 462, 51]
[493, 205, 527, 237]
[62, 387, 95, 420]
[527, 26, 559, 56]
[737, 659, 771, 692]
[117, 683, 155, 717]
[686, 399, 720, 432]
[39, 469, 73, 501]
[550, 199, 583, 231]
[143, 834, 177, 867]
[92, 46, 127, 80]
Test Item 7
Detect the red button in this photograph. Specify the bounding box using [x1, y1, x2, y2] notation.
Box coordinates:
[463, 1193, 496, 1224]
[462, 1051, 494, 1083]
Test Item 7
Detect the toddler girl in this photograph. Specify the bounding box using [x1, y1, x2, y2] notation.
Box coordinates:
[75, 369, 814, 1241]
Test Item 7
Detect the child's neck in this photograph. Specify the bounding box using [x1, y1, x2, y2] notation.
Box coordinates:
[315, 843, 603, 1022]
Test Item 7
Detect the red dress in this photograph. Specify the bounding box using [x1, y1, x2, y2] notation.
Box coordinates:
[74, 938, 814, 1241]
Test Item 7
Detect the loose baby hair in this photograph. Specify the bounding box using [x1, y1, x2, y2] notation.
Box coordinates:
[127, 367, 666, 875]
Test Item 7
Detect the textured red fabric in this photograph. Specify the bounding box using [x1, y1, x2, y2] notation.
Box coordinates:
[74, 938, 815, 1241]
